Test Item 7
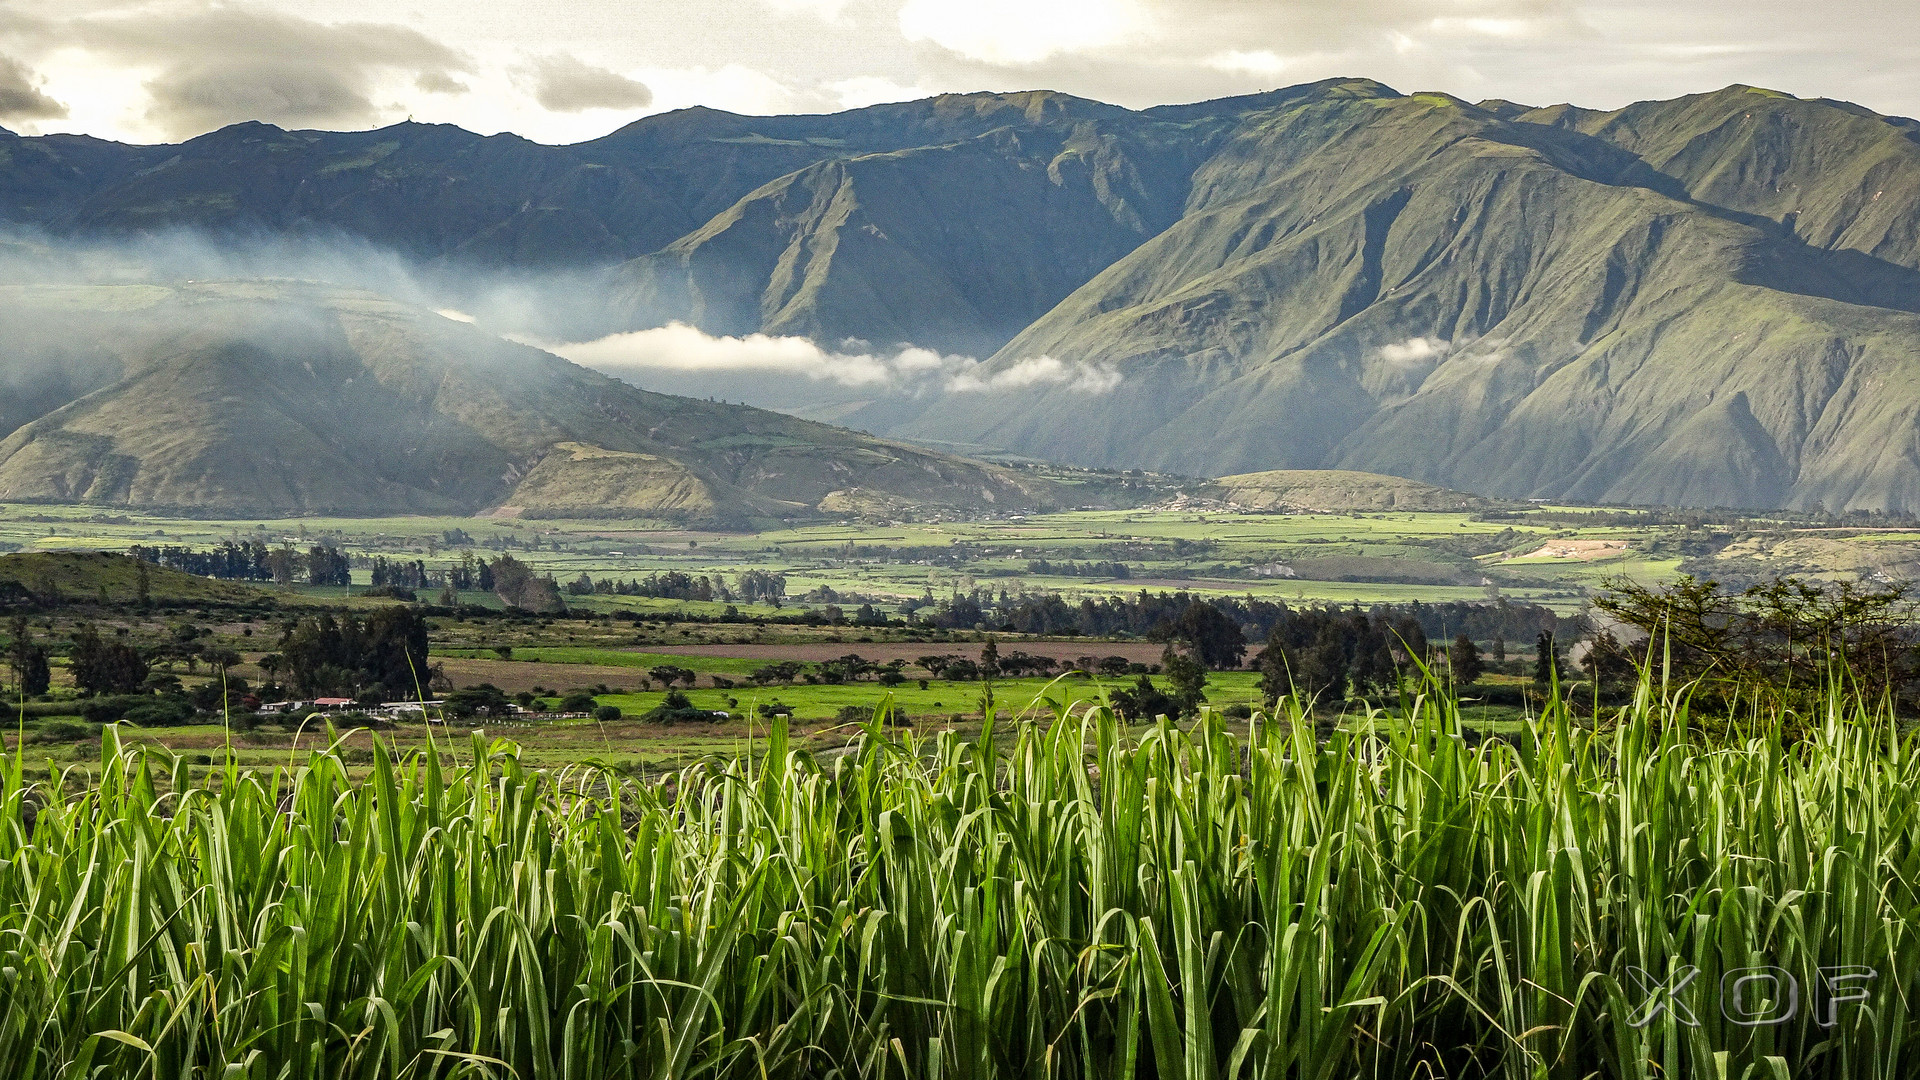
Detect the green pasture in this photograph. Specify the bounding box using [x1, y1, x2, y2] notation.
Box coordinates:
[0, 500, 1740, 612]
[529, 672, 1271, 724]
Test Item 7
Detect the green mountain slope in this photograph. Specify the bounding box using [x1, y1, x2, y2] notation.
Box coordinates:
[1205, 469, 1495, 512]
[610, 125, 1198, 356]
[1519, 86, 1920, 272]
[3, 81, 1920, 513]
[0, 282, 1055, 520]
[0, 92, 1203, 270]
[892, 82, 1920, 512]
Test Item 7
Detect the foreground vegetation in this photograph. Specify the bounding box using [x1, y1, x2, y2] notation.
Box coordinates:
[0, 671, 1914, 1078]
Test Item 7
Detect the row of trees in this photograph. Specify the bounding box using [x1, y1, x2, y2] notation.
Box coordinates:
[128, 542, 278, 581]
[1025, 560, 1133, 579]
[558, 570, 792, 606]
[911, 588, 1564, 645]
[369, 558, 433, 590]
[128, 543, 352, 587]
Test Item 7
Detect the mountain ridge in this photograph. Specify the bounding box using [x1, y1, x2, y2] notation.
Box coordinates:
[0, 281, 1059, 521]
[3, 80, 1920, 512]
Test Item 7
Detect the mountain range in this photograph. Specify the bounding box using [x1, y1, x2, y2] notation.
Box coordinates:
[0, 282, 1052, 521]
[3, 78, 1919, 513]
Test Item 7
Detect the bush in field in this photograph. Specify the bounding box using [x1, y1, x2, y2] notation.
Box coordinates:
[591, 705, 622, 722]
[642, 689, 720, 725]
[26, 720, 93, 744]
[442, 683, 511, 719]
[1597, 574, 1920, 705]
[1108, 673, 1177, 721]
[7, 676, 1920, 1077]
[119, 697, 196, 727]
[78, 694, 193, 726]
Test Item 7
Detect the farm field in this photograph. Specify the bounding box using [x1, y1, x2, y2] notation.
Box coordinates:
[4, 683, 1914, 1078]
[10, 603, 1545, 773]
[3, 508, 1913, 1078]
[6, 496, 1915, 781]
[0, 499, 1791, 614]
[46, 674, 1277, 775]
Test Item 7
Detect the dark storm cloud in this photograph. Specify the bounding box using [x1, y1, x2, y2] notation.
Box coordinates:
[71, 5, 471, 138]
[0, 54, 63, 123]
[522, 54, 653, 113]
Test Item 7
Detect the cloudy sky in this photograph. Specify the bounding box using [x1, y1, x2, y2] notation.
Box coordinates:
[0, 0, 1912, 145]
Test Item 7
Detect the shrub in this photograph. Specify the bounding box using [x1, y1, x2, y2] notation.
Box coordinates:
[78, 695, 148, 724]
[28, 720, 94, 744]
[560, 691, 597, 713]
[120, 697, 196, 727]
[642, 690, 720, 726]
[592, 705, 622, 722]
[444, 684, 512, 718]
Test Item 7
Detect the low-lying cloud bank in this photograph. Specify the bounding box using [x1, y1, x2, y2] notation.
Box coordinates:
[550, 322, 1123, 396]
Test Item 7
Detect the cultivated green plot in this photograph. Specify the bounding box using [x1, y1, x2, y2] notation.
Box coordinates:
[8, 501, 1906, 615]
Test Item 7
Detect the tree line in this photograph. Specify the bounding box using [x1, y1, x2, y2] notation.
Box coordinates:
[910, 588, 1564, 646]
[563, 570, 788, 605]
[1025, 559, 1133, 579]
[129, 543, 351, 586]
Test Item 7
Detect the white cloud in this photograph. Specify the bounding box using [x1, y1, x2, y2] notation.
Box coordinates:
[943, 354, 1123, 394]
[1205, 50, 1288, 78]
[897, 0, 1151, 65]
[828, 75, 926, 110]
[1372, 336, 1451, 366]
[637, 63, 796, 115]
[762, 0, 853, 20]
[553, 323, 899, 385]
[1427, 17, 1534, 39]
[549, 322, 1123, 396]
[45, 5, 473, 140]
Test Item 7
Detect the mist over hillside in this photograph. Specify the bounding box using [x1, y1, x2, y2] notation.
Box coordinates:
[0, 276, 1058, 521]
[4, 78, 1920, 513]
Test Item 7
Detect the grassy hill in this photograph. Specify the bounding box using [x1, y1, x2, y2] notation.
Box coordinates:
[0, 282, 1056, 521]
[1204, 469, 1497, 512]
[0, 551, 269, 605]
